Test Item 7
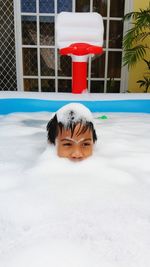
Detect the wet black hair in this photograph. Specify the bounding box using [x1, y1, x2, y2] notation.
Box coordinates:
[46, 114, 97, 145]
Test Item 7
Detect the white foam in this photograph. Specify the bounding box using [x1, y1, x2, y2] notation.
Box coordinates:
[56, 103, 94, 125]
[0, 112, 150, 267]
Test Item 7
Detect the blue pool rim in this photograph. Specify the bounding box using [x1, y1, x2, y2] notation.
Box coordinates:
[0, 98, 150, 114]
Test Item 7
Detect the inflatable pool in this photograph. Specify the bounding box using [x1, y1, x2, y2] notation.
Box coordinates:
[0, 92, 150, 114]
[1, 91, 150, 267]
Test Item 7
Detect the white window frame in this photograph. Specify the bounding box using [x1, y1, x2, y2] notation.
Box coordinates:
[120, 0, 133, 92]
[13, 0, 133, 93]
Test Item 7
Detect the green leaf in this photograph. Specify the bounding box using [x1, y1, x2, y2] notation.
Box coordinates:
[123, 4, 150, 68]
[137, 76, 150, 92]
[123, 45, 146, 67]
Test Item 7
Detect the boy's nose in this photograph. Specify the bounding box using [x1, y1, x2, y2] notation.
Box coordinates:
[70, 147, 84, 160]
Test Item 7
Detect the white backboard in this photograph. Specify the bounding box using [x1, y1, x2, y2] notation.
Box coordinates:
[56, 12, 104, 49]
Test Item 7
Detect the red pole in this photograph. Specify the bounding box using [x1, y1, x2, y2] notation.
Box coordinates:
[72, 61, 87, 94]
[60, 43, 103, 94]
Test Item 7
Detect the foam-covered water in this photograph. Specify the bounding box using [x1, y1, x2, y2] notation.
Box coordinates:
[0, 112, 150, 267]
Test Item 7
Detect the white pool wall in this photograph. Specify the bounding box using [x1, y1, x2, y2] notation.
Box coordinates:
[0, 92, 150, 100]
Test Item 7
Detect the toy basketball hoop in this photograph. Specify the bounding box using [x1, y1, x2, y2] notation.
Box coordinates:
[56, 12, 104, 94]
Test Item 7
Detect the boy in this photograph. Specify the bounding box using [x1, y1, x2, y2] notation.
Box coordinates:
[47, 103, 97, 161]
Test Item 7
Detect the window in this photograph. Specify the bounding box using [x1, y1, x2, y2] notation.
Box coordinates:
[15, 0, 131, 93]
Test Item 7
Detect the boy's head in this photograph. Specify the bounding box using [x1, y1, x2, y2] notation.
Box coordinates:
[47, 103, 97, 161]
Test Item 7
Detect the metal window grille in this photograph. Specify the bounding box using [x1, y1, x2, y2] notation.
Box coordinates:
[14, 0, 131, 93]
[0, 0, 17, 91]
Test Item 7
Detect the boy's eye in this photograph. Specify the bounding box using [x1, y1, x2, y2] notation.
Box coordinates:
[62, 143, 72, 147]
[82, 142, 91, 147]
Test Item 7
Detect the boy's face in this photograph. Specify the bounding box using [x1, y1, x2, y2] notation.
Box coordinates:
[56, 123, 94, 161]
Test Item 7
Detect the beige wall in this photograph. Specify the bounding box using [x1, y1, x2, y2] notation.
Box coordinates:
[128, 0, 149, 92]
